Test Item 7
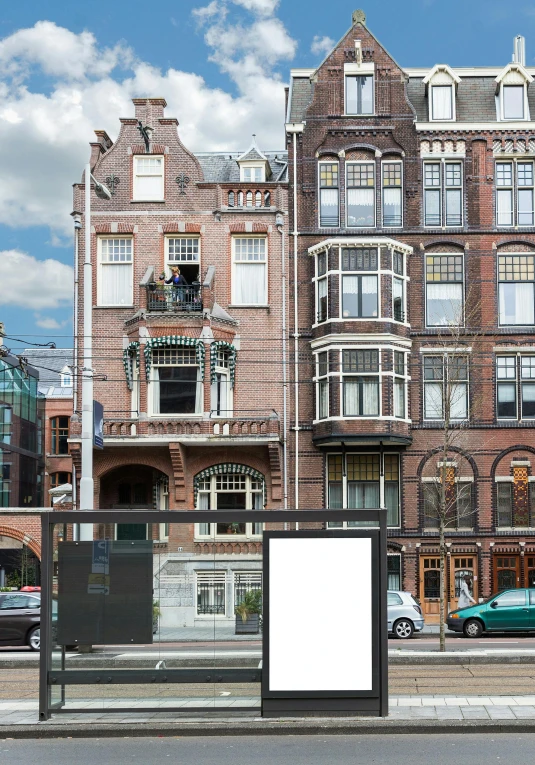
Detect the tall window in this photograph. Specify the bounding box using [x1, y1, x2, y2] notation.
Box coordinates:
[232, 237, 267, 305]
[327, 453, 400, 527]
[382, 162, 402, 227]
[425, 254, 464, 326]
[424, 161, 463, 227]
[98, 238, 133, 306]
[342, 349, 380, 417]
[133, 156, 164, 200]
[393, 250, 405, 322]
[423, 480, 472, 529]
[341, 247, 378, 318]
[316, 250, 328, 322]
[166, 237, 200, 282]
[394, 351, 406, 419]
[388, 555, 401, 590]
[210, 350, 232, 417]
[196, 572, 226, 616]
[196, 473, 263, 537]
[496, 481, 535, 528]
[431, 85, 453, 120]
[496, 162, 534, 227]
[496, 355, 535, 420]
[347, 163, 375, 228]
[345, 75, 374, 115]
[423, 355, 469, 421]
[319, 162, 339, 227]
[151, 348, 201, 415]
[316, 351, 329, 420]
[502, 85, 525, 120]
[50, 417, 69, 454]
[498, 254, 535, 325]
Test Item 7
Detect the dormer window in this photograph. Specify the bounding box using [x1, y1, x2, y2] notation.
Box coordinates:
[60, 366, 72, 387]
[237, 137, 271, 183]
[345, 75, 374, 115]
[423, 65, 460, 122]
[431, 85, 453, 121]
[496, 63, 532, 121]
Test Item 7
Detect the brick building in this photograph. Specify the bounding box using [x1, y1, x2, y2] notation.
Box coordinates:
[286, 10, 535, 620]
[70, 98, 288, 625]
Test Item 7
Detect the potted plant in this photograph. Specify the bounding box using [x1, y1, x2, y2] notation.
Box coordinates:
[235, 589, 262, 634]
[152, 599, 161, 634]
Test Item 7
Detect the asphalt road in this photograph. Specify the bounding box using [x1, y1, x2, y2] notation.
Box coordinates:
[2, 735, 535, 764]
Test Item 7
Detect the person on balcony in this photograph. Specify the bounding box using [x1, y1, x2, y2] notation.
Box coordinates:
[160, 267, 188, 305]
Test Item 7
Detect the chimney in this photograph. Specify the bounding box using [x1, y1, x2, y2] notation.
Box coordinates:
[513, 35, 526, 66]
[132, 98, 167, 126]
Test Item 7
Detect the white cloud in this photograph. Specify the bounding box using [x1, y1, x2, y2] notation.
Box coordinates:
[192, 1, 224, 23]
[34, 315, 69, 330]
[0, 250, 73, 309]
[0, 13, 296, 237]
[311, 35, 335, 57]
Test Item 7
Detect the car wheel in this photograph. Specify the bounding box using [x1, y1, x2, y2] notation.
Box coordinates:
[393, 618, 414, 639]
[28, 627, 40, 651]
[463, 619, 483, 639]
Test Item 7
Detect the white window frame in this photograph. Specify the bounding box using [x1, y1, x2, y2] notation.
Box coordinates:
[430, 84, 455, 121]
[500, 84, 528, 122]
[195, 474, 264, 540]
[392, 249, 407, 324]
[346, 161, 376, 229]
[133, 155, 164, 201]
[231, 236, 268, 306]
[165, 236, 200, 268]
[315, 350, 330, 420]
[496, 354, 535, 421]
[318, 161, 340, 228]
[210, 351, 233, 418]
[496, 160, 535, 228]
[240, 164, 265, 182]
[148, 347, 203, 418]
[196, 571, 226, 618]
[381, 160, 403, 228]
[423, 160, 463, 228]
[425, 253, 465, 328]
[497, 253, 535, 326]
[97, 236, 133, 307]
[340, 246, 380, 319]
[60, 367, 72, 387]
[344, 74, 375, 116]
[422, 353, 469, 422]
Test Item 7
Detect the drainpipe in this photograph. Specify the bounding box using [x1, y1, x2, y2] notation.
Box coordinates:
[292, 131, 300, 517]
[276, 216, 288, 512]
[72, 214, 81, 536]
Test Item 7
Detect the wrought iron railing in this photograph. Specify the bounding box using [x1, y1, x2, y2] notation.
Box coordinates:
[145, 283, 202, 312]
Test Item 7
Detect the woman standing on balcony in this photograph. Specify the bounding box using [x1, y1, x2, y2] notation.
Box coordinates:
[160, 267, 188, 304]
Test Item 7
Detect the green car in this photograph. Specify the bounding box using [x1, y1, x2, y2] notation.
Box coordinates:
[447, 588, 535, 638]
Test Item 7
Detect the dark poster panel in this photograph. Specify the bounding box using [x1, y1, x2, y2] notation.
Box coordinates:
[57, 540, 153, 645]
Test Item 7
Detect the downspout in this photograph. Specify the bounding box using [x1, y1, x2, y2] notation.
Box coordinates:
[292, 131, 300, 517]
[72, 214, 81, 536]
[276, 218, 288, 512]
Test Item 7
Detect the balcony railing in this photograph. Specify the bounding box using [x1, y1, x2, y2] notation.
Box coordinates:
[102, 415, 280, 439]
[145, 284, 202, 312]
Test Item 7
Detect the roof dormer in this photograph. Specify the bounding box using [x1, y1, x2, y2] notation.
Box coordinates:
[495, 62, 533, 121]
[237, 136, 272, 182]
[423, 65, 461, 122]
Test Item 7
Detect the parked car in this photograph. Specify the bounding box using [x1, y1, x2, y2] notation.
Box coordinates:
[0, 591, 56, 651]
[447, 588, 535, 638]
[388, 590, 425, 638]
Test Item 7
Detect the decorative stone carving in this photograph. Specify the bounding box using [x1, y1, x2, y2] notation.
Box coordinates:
[352, 9, 366, 25]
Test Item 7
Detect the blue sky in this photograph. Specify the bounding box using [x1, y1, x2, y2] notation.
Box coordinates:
[1, 0, 534, 352]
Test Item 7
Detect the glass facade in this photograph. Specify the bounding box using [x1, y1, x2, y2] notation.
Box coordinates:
[0, 355, 44, 507]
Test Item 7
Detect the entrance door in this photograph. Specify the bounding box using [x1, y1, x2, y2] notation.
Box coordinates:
[450, 556, 477, 611]
[420, 557, 441, 620]
[527, 556, 535, 588]
[485, 589, 530, 630]
[493, 555, 521, 592]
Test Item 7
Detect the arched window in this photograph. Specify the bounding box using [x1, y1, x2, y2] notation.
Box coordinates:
[255, 191, 262, 207]
[264, 191, 271, 207]
[228, 191, 235, 207]
[237, 190, 244, 206]
[194, 464, 265, 538]
[246, 191, 253, 207]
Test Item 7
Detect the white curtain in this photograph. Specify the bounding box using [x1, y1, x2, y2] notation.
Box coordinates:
[152, 368, 161, 415]
[383, 187, 401, 223]
[348, 482, 380, 508]
[394, 379, 405, 418]
[234, 263, 266, 305]
[135, 174, 163, 200]
[198, 493, 210, 535]
[496, 189, 513, 226]
[450, 382, 468, 419]
[343, 276, 359, 295]
[344, 380, 359, 415]
[385, 483, 399, 526]
[320, 189, 339, 206]
[347, 189, 374, 205]
[427, 283, 462, 324]
[432, 86, 452, 120]
[425, 381, 443, 418]
[361, 275, 377, 294]
[362, 380, 379, 415]
[100, 263, 132, 305]
[499, 283, 534, 324]
[393, 277, 403, 301]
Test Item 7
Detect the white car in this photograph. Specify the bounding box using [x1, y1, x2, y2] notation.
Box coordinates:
[387, 590, 425, 638]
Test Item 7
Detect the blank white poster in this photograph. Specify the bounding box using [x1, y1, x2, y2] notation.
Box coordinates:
[268, 537, 373, 692]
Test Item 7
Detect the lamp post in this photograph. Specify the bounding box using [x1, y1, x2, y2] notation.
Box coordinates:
[79, 164, 111, 540]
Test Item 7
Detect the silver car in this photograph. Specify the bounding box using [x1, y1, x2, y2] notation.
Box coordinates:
[388, 590, 425, 638]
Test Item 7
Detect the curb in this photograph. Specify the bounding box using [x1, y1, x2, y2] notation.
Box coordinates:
[2, 718, 535, 739]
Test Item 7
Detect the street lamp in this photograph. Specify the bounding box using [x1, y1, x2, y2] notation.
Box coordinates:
[79, 165, 111, 540]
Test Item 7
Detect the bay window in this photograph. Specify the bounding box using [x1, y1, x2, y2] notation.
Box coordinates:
[319, 162, 339, 227]
[341, 247, 378, 317]
[210, 350, 232, 417]
[98, 237, 133, 306]
[316, 250, 328, 322]
[423, 354, 469, 421]
[232, 237, 267, 305]
[345, 75, 374, 115]
[394, 351, 406, 419]
[342, 349, 380, 417]
[316, 351, 329, 420]
[425, 254, 464, 326]
[346, 163, 375, 228]
[382, 161, 402, 227]
[498, 254, 535, 325]
[327, 453, 400, 527]
[133, 156, 164, 200]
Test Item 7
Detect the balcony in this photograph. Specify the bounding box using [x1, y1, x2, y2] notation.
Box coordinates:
[145, 283, 202, 312]
[102, 414, 280, 441]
